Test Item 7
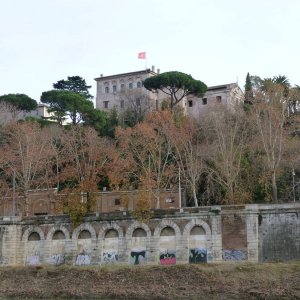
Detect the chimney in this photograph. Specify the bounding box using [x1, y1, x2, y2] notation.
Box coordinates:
[100, 74, 103, 77]
[151, 65, 155, 72]
[157, 68, 160, 74]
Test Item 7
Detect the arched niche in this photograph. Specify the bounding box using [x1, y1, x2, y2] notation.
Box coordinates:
[28, 232, 41, 241]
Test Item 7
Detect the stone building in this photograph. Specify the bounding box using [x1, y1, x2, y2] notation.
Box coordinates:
[186, 83, 244, 117]
[95, 69, 244, 117]
[0, 103, 54, 125]
[95, 67, 163, 113]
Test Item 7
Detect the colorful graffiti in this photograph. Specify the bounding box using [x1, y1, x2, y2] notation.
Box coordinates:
[130, 249, 146, 265]
[49, 254, 65, 266]
[222, 250, 246, 261]
[189, 248, 207, 263]
[26, 255, 40, 265]
[103, 250, 118, 264]
[159, 250, 176, 265]
[75, 253, 91, 266]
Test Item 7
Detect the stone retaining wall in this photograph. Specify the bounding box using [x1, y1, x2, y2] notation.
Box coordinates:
[0, 203, 299, 266]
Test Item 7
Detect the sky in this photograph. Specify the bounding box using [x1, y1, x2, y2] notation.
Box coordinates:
[0, 0, 300, 104]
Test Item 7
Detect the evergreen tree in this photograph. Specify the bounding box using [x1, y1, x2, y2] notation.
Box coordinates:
[245, 72, 254, 104]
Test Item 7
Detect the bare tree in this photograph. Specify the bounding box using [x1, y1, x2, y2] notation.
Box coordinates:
[0, 122, 55, 215]
[171, 117, 208, 207]
[0, 102, 22, 125]
[206, 108, 250, 204]
[116, 111, 176, 209]
[118, 89, 151, 127]
[252, 84, 288, 202]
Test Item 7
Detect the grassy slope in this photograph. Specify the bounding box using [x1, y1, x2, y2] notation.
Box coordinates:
[0, 262, 300, 299]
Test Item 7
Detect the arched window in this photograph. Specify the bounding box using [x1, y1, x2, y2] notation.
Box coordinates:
[137, 81, 142, 88]
[105, 86, 109, 93]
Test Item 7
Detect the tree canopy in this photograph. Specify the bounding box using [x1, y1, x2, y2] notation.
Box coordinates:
[53, 76, 93, 100]
[143, 71, 207, 110]
[0, 93, 37, 111]
[40, 90, 94, 125]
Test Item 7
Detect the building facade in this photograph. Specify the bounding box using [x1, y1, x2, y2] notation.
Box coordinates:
[95, 69, 244, 117]
[95, 67, 162, 113]
[186, 83, 244, 117]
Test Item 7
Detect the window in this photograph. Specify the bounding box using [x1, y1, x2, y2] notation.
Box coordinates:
[202, 98, 207, 105]
[104, 101, 109, 109]
[114, 198, 120, 206]
[188, 100, 193, 107]
[120, 100, 124, 109]
[137, 81, 141, 88]
[121, 83, 125, 89]
[129, 82, 133, 89]
[113, 85, 117, 93]
[105, 86, 109, 94]
[216, 96, 222, 102]
[136, 98, 141, 106]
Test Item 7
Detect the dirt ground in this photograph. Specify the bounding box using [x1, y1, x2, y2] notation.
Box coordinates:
[0, 262, 300, 299]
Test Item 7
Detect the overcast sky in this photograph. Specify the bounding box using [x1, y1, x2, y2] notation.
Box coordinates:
[0, 0, 299, 104]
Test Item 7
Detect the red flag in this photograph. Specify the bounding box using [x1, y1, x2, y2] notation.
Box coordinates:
[138, 52, 146, 59]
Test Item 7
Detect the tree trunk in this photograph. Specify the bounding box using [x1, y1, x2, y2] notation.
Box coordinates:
[271, 171, 278, 203]
[192, 186, 198, 207]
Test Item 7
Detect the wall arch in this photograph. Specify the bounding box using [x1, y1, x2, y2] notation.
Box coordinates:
[125, 221, 151, 239]
[22, 226, 45, 241]
[98, 222, 124, 239]
[46, 225, 70, 240]
[183, 219, 212, 237]
[72, 223, 96, 240]
[153, 220, 181, 238]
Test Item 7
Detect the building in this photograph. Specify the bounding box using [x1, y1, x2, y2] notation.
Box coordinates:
[95, 68, 244, 117]
[95, 67, 163, 113]
[0, 103, 54, 125]
[186, 83, 244, 117]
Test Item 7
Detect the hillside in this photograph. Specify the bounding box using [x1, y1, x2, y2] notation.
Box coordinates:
[0, 262, 300, 299]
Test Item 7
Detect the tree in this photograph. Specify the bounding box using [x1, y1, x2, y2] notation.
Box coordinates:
[206, 109, 251, 204]
[143, 71, 207, 110]
[171, 117, 208, 207]
[58, 126, 111, 218]
[244, 72, 254, 104]
[0, 122, 54, 215]
[118, 89, 150, 127]
[40, 90, 94, 125]
[252, 83, 288, 202]
[115, 111, 176, 208]
[0, 94, 37, 123]
[53, 76, 93, 100]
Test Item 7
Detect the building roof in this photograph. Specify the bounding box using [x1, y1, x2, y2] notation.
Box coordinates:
[94, 69, 157, 81]
[207, 83, 238, 91]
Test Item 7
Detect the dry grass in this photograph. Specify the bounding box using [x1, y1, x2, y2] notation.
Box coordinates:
[0, 262, 300, 299]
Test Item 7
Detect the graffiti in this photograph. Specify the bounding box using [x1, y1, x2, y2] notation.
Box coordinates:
[103, 250, 118, 264]
[130, 249, 146, 265]
[75, 253, 91, 266]
[0, 257, 8, 265]
[222, 250, 246, 261]
[159, 250, 176, 265]
[189, 248, 207, 263]
[49, 254, 65, 266]
[26, 255, 40, 266]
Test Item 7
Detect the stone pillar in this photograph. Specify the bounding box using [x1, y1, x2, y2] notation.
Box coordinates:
[2, 221, 23, 265]
[246, 205, 259, 262]
[210, 212, 222, 262]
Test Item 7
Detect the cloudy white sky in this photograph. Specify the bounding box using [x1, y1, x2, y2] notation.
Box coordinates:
[0, 0, 299, 103]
